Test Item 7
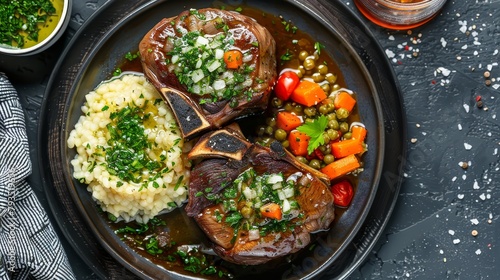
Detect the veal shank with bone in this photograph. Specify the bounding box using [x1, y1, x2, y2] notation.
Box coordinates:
[139, 8, 277, 139]
[185, 124, 335, 265]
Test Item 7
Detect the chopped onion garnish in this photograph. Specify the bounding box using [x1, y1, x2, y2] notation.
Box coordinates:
[248, 229, 260, 241]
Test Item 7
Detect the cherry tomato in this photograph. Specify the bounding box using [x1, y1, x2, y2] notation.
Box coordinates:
[274, 71, 300, 101]
[331, 180, 354, 207]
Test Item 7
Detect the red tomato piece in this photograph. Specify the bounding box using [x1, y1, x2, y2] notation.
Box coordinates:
[331, 180, 354, 207]
[274, 71, 300, 101]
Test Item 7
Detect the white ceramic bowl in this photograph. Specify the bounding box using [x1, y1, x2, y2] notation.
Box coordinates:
[0, 0, 72, 56]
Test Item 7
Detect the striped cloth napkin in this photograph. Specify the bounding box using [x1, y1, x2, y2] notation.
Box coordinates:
[0, 73, 75, 279]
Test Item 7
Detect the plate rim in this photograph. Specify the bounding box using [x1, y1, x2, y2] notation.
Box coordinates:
[38, 0, 405, 279]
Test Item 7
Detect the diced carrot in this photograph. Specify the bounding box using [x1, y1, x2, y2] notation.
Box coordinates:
[333, 91, 357, 112]
[223, 50, 243, 69]
[276, 111, 302, 132]
[260, 203, 282, 220]
[290, 80, 327, 107]
[288, 130, 310, 156]
[331, 139, 365, 158]
[351, 125, 367, 142]
[320, 154, 361, 180]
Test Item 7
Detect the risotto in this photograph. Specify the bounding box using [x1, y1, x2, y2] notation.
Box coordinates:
[67, 73, 190, 223]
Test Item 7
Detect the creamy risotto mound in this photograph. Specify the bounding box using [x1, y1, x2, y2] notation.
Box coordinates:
[67, 73, 190, 223]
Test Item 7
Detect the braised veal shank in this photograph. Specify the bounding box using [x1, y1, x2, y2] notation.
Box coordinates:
[139, 8, 277, 139]
[185, 124, 335, 265]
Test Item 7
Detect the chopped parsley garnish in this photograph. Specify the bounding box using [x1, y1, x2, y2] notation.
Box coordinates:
[0, 0, 56, 48]
[280, 49, 293, 62]
[125, 51, 139, 61]
[104, 105, 168, 188]
[314, 42, 325, 55]
[166, 21, 256, 104]
[297, 115, 328, 154]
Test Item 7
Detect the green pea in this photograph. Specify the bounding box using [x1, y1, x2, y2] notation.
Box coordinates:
[327, 113, 337, 121]
[339, 122, 349, 133]
[298, 65, 306, 74]
[321, 83, 331, 93]
[318, 105, 329, 115]
[328, 119, 339, 130]
[343, 132, 352, 139]
[304, 107, 317, 117]
[336, 108, 350, 120]
[323, 154, 335, 164]
[296, 156, 308, 165]
[284, 102, 294, 112]
[293, 104, 303, 114]
[326, 103, 335, 113]
[241, 206, 253, 219]
[281, 140, 290, 148]
[325, 73, 337, 84]
[318, 145, 327, 153]
[322, 133, 330, 144]
[317, 64, 328, 75]
[332, 84, 341, 91]
[271, 97, 283, 108]
[265, 126, 274, 135]
[327, 129, 339, 140]
[298, 51, 309, 61]
[312, 73, 324, 83]
[303, 58, 315, 70]
[309, 159, 321, 169]
[274, 129, 287, 141]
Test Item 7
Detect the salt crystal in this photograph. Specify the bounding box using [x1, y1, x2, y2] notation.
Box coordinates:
[448, 230, 455, 235]
[458, 124, 462, 130]
[457, 194, 465, 199]
[473, 51, 478, 56]
[480, 193, 486, 200]
[453, 239, 461, 244]
[492, 84, 500, 90]
[461, 44, 468, 50]
[440, 37, 447, 47]
[463, 104, 470, 113]
[452, 176, 457, 182]
[486, 194, 491, 199]
[439, 249, 444, 254]
[489, 213, 493, 219]
[464, 143, 472, 150]
[437, 67, 451, 76]
[470, 218, 479, 225]
[487, 64, 493, 71]
[493, 148, 498, 155]
[388, 35, 395, 40]
[460, 25, 467, 33]
[475, 249, 481, 255]
[462, 174, 467, 180]
[493, 49, 499, 55]
[385, 49, 395, 58]
[473, 180, 480, 189]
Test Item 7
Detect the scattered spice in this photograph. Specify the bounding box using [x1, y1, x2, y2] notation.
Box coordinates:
[460, 161, 469, 169]
[483, 71, 490, 78]
[485, 79, 491, 86]
[471, 230, 478, 236]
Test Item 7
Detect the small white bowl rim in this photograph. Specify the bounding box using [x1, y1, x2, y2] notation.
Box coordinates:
[0, 0, 71, 55]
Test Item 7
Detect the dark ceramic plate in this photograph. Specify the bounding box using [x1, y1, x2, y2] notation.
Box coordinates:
[39, 0, 405, 279]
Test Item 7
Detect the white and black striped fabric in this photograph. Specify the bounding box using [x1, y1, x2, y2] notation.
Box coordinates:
[0, 73, 75, 279]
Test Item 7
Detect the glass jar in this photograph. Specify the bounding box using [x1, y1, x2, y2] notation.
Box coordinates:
[354, 0, 448, 30]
